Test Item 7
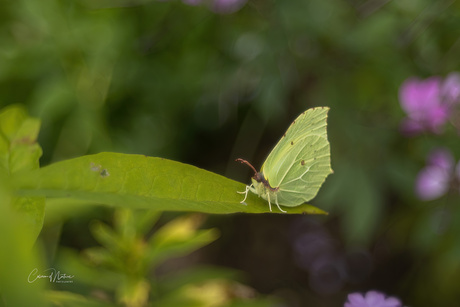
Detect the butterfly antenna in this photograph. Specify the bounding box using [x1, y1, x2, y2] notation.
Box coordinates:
[235, 158, 258, 175]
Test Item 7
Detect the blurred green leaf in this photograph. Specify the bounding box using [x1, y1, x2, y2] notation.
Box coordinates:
[117, 278, 150, 307]
[44, 198, 97, 225]
[147, 214, 220, 266]
[13, 152, 327, 215]
[0, 171, 47, 307]
[54, 211, 226, 306]
[55, 247, 122, 291]
[84, 246, 120, 272]
[0, 104, 42, 173]
[131, 210, 162, 236]
[158, 266, 243, 293]
[12, 196, 46, 245]
[90, 221, 121, 253]
[0, 105, 44, 244]
[46, 290, 113, 307]
[155, 278, 276, 307]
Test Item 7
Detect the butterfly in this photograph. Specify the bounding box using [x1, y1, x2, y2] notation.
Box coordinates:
[236, 107, 333, 212]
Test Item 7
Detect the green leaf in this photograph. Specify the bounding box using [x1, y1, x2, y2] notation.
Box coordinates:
[0, 105, 44, 244]
[133, 209, 162, 235]
[12, 196, 45, 244]
[158, 266, 243, 293]
[46, 290, 114, 307]
[89, 220, 121, 252]
[148, 228, 219, 267]
[0, 104, 42, 173]
[154, 278, 276, 307]
[0, 172, 47, 307]
[13, 152, 327, 215]
[55, 247, 122, 291]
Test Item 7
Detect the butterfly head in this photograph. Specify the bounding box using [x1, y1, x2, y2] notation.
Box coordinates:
[236, 158, 278, 191]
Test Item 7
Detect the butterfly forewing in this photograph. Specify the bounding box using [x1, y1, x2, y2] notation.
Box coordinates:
[261, 107, 332, 207]
[285, 108, 329, 140]
[262, 108, 329, 173]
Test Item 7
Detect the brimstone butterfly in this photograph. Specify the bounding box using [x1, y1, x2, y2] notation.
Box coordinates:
[236, 107, 332, 212]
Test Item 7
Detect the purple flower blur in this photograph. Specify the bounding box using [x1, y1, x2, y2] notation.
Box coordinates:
[442, 72, 460, 106]
[344, 290, 402, 307]
[399, 73, 460, 135]
[399, 77, 448, 135]
[415, 148, 455, 200]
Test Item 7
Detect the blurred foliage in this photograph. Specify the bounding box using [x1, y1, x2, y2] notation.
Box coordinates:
[0, 106, 278, 306]
[0, 171, 47, 307]
[48, 209, 274, 306]
[0, 105, 44, 245]
[2, 0, 460, 306]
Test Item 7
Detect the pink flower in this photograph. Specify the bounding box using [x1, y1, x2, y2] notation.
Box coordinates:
[344, 290, 402, 307]
[415, 148, 459, 200]
[399, 73, 460, 136]
[399, 77, 449, 135]
[442, 72, 460, 106]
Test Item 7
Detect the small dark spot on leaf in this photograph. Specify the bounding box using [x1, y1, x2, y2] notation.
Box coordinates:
[100, 169, 110, 177]
[291, 141, 294, 145]
[301, 160, 305, 166]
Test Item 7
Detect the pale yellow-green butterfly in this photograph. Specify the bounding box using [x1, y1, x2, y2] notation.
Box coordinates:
[236, 107, 332, 212]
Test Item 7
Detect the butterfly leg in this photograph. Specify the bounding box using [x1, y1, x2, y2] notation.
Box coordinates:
[237, 184, 252, 203]
[266, 192, 272, 212]
[275, 194, 286, 213]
